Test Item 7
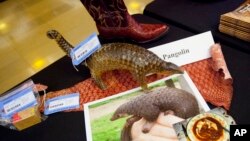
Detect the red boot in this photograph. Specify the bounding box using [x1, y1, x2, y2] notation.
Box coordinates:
[80, 0, 168, 43]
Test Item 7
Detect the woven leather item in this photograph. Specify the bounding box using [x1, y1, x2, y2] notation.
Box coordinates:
[183, 59, 233, 110]
[40, 44, 233, 111]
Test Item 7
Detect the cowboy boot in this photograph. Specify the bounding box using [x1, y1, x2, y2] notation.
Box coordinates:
[80, 0, 168, 43]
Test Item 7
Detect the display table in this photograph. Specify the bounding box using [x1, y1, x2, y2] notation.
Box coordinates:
[144, 0, 250, 52]
[0, 14, 193, 141]
[0, 10, 250, 141]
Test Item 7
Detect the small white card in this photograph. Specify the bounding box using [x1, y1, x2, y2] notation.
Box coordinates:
[70, 33, 101, 65]
[0, 86, 37, 118]
[3, 89, 36, 115]
[44, 93, 80, 115]
[149, 31, 214, 66]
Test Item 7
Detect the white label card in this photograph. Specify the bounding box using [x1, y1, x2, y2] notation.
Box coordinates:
[149, 31, 215, 66]
[0, 87, 37, 117]
[44, 93, 80, 115]
[71, 33, 101, 65]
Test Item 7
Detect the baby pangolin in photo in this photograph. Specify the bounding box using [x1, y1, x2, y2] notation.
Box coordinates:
[47, 30, 183, 91]
[110, 87, 200, 133]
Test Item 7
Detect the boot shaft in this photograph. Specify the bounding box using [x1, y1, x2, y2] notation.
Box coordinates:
[80, 0, 129, 27]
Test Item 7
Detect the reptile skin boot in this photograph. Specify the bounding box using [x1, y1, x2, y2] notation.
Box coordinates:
[80, 0, 168, 43]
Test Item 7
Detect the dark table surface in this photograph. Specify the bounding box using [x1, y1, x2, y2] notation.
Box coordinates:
[0, 8, 250, 141]
[144, 0, 250, 53]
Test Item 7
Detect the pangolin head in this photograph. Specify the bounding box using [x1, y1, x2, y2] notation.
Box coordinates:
[47, 30, 60, 39]
[110, 107, 129, 121]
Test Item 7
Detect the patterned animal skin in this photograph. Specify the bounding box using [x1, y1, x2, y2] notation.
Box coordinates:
[40, 70, 169, 112]
[79, 0, 168, 43]
[43, 31, 233, 112]
[183, 44, 233, 110]
[39, 55, 233, 112]
[85, 43, 183, 90]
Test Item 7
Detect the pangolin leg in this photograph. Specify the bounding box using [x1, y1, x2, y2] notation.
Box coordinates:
[134, 73, 149, 91]
[121, 116, 141, 141]
[91, 71, 107, 90]
[126, 116, 141, 128]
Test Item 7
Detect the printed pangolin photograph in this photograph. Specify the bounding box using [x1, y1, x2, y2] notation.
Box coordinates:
[84, 73, 209, 141]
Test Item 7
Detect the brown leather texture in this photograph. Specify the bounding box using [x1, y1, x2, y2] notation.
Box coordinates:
[97, 13, 169, 43]
[80, 0, 169, 43]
